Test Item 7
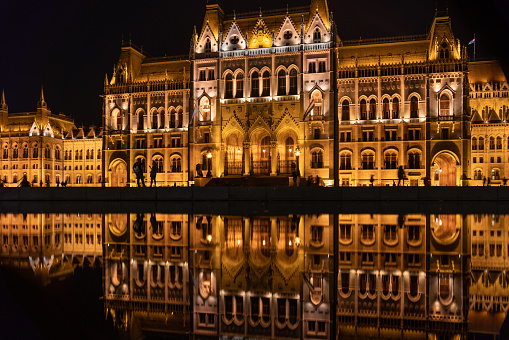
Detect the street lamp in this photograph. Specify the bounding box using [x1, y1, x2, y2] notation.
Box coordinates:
[206, 150, 212, 177]
[295, 146, 301, 176]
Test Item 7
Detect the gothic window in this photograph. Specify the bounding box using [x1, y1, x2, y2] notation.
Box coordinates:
[341, 100, 350, 121]
[177, 108, 183, 128]
[289, 69, 297, 95]
[472, 137, 477, 150]
[199, 70, 206, 81]
[479, 137, 484, 150]
[490, 137, 495, 150]
[384, 151, 397, 169]
[369, 98, 376, 120]
[340, 152, 352, 170]
[496, 136, 502, 149]
[169, 108, 176, 128]
[33, 145, 38, 158]
[392, 97, 399, 118]
[204, 38, 211, 53]
[311, 90, 323, 116]
[382, 98, 390, 119]
[318, 61, 326, 73]
[409, 97, 418, 118]
[361, 152, 375, 169]
[311, 150, 323, 168]
[360, 99, 367, 120]
[474, 169, 482, 180]
[152, 110, 158, 129]
[277, 69, 286, 96]
[12, 145, 18, 159]
[260, 136, 270, 160]
[153, 156, 164, 172]
[87, 175, 93, 184]
[262, 71, 270, 96]
[439, 42, 450, 59]
[408, 151, 421, 169]
[97, 149, 101, 159]
[235, 73, 243, 98]
[285, 137, 294, 160]
[308, 61, 316, 73]
[251, 71, 259, 97]
[200, 97, 211, 121]
[55, 147, 60, 160]
[225, 73, 233, 99]
[171, 156, 182, 172]
[492, 169, 500, 180]
[44, 146, 50, 158]
[76, 175, 82, 184]
[208, 69, 214, 80]
[313, 28, 321, 43]
[230, 35, 239, 45]
[116, 112, 122, 130]
[439, 93, 451, 117]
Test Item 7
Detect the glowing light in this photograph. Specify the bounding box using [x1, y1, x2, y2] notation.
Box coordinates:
[295, 146, 301, 157]
[289, 240, 292, 246]
[207, 150, 212, 158]
[295, 237, 300, 246]
[207, 234, 212, 243]
[237, 240, 241, 245]
[262, 240, 266, 246]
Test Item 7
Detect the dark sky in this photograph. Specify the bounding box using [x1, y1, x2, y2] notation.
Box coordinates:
[1, 0, 508, 127]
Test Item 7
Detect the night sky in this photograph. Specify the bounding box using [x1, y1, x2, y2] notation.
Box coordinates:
[1, 0, 508, 127]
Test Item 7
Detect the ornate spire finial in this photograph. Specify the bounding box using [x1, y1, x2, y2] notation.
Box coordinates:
[40, 85, 45, 102]
[1, 89, 7, 110]
[286, 4, 289, 15]
[37, 85, 47, 109]
[259, 7, 262, 18]
[233, 9, 236, 21]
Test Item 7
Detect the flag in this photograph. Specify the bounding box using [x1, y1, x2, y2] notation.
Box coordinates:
[190, 270, 199, 287]
[303, 99, 315, 121]
[303, 274, 315, 292]
[190, 107, 200, 122]
[468, 37, 475, 45]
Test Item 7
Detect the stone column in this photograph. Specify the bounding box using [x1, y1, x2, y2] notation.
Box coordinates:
[270, 140, 278, 176]
[243, 141, 250, 176]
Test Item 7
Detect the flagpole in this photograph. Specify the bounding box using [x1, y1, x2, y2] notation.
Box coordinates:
[473, 34, 476, 61]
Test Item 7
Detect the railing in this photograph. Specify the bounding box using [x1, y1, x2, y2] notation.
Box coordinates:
[274, 94, 299, 102]
[252, 161, 270, 175]
[278, 160, 295, 174]
[342, 34, 428, 46]
[225, 161, 243, 176]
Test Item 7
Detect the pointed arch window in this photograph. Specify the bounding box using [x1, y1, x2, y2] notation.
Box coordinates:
[235, 73, 243, 98]
[260, 136, 270, 160]
[392, 97, 399, 118]
[152, 110, 158, 129]
[116, 111, 122, 130]
[204, 38, 211, 53]
[177, 108, 183, 128]
[199, 97, 211, 122]
[311, 150, 323, 168]
[277, 70, 286, 96]
[410, 97, 418, 118]
[439, 93, 451, 117]
[289, 69, 297, 95]
[360, 99, 367, 120]
[408, 151, 421, 169]
[262, 71, 270, 96]
[313, 28, 321, 43]
[225, 74, 233, 99]
[340, 152, 352, 170]
[382, 98, 390, 119]
[369, 98, 376, 120]
[341, 100, 350, 121]
[479, 137, 484, 150]
[170, 109, 177, 128]
[472, 137, 478, 150]
[384, 151, 397, 169]
[251, 71, 259, 97]
[311, 90, 323, 117]
[285, 137, 294, 160]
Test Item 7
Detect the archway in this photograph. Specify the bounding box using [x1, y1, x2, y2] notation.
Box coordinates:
[432, 153, 457, 186]
[224, 131, 244, 175]
[110, 160, 127, 187]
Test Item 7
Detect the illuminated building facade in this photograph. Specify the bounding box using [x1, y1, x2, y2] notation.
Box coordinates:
[0, 89, 102, 187]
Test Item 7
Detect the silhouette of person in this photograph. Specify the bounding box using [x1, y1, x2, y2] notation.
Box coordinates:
[370, 175, 374, 186]
[133, 159, 145, 187]
[397, 166, 405, 186]
[133, 214, 144, 237]
[149, 160, 158, 187]
[19, 175, 31, 187]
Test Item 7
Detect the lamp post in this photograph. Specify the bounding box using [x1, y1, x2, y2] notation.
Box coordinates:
[206, 150, 212, 177]
[295, 146, 301, 176]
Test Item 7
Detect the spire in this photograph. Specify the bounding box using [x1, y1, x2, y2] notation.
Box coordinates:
[0, 89, 7, 110]
[37, 86, 47, 109]
[104, 74, 109, 85]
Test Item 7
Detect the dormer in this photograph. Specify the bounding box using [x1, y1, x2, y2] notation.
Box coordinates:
[222, 21, 246, 51]
[196, 23, 219, 54]
[304, 12, 330, 44]
[43, 123, 54, 138]
[275, 16, 301, 47]
[428, 15, 461, 61]
[29, 121, 40, 137]
[308, 0, 330, 30]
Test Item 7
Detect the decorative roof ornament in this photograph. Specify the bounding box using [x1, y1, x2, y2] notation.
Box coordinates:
[0, 89, 7, 110]
[37, 86, 47, 109]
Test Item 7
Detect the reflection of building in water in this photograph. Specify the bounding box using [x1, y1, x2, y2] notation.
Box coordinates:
[103, 213, 190, 336]
[469, 214, 509, 337]
[0, 213, 103, 285]
[337, 214, 469, 339]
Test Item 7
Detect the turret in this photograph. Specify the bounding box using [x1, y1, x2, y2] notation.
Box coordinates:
[36, 86, 51, 127]
[309, 0, 330, 30]
[0, 89, 8, 129]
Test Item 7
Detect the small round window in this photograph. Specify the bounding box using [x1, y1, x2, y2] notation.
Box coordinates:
[230, 36, 239, 45]
[284, 30, 292, 40]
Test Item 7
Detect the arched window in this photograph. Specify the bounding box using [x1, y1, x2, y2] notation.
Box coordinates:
[153, 156, 164, 172]
[496, 136, 502, 149]
[479, 137, 484, 150]
[439, 93, 451, 117]
[439, 42, 450, 59]
[311, 150, 323, 168]
[177, 108, 183, 128]
[410, 97, 418, 118]
[289, 69, 297, 95]
[360, 99, 367, 120]
[169, 108, 177, 128]
[171, 156, 182, 172]
[361, 152, 375, 169]
[116, 111, 122, 130]
[392, 97, 399, 119]
[472, 137, 477, 150]
[408, 151, 421, 169]
[313, 28, 321, 43]
[312, 90, 323, 117]
[340, 152, 352, 170]
[137, 111, 144, 130]
[87, 175, 93, 184]
[341, 100, 350, 121]
[251, 71, 260, 97]
[44, 145, 51, 158]
[382, 98, 390, 119]
[260, 136, 270, 160]
[97, 149, 101, 159]
[204, 38, 211, 53]
[369, 98, 376, 120]
[277, 70, 286, 96]
[490, 137, 495, 150]
[76, 175, 82, 184]
[199, 97, 211, 121]
[23, 145, 28, 158]
[225, 73, 233, 99]
[12, 145, 18, 159]
[384, 151, 397, 169]
[33, 144, 38, 158]
[65, 174, 70, 185]
[474, 169, 482, 180]
[285, 137, 294, 160]
[262, 71, 270, 96]
[152, 110, 158, 129]
[492, 169, 500, 180]
[55, 147, 60, 160]
[235, 73, 243, 98]
[79, 150, 83, 160]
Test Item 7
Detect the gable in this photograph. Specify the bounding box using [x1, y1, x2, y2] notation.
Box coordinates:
[248, 18, 272, 49]
[222, 21, 247, 51]
[196, 23, 218, 54]
[304, 12, 330, 44]
[274, 16, 300, 47]
[29, 121, 40, 136]
[43, 123, 54, 138]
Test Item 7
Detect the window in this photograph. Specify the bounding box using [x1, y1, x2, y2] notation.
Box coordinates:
[152, 110, 158, 129]
[382, 98, 390, 119]
[360, 99, 367, 120]
[385, 130, 396, 141]
[410, 275, 418, 297]
[33, 145, 38, 158]
[340, 153, 351, 170]
[169, 109, 177, 128]
[490, 137, 495, 150]
[439, 93, 451, 117]
[171, 156, 182, 172]
[384, 151, 397, 169]
[251, 71, 259, 97]
[225, 74, 233, 99]
[341, 100, 350, 121]
[408, 151, 420, 169]
[277, 70, 286, 95]
[208, 69, 214, 80]
[384, 225, 397, 241]
[308, 61, 316, 73]
[261, 71, 270, 96]
[285, 137, 294, 160]
[76, 175, 82, 184]
[472, 137, 477, 150]
[410, 97, 418, 118]
[392, 97, 399, 118]
[23, 145, 28, 158]
[311, 90, 323, 117]
[12, 146, 18, 159]
[311, 150, 323, 168]
[492, 169, 500, 180]
[313, 28, 321, 43]
[199, 97, 211, 121]
[340, 224, 351, 240]
[86, 175, 93, 184]
[289, 69, 297, 95]
[235, 73, 243, 98]
[496, 137, 502, 149]
[153, 157, 163, 172]
[361, 152, 374, 169]
[341, 273, 349, 294]
[204, 38, 211, 53]
[283, 30, 292, 40]
[3, 147, 8, 159]
[369, 98, 376, 120]
[199, 70, 206, 81]
[318, 61, 326, 73]
[137, 111, 144, 130]
[362, 131, 373, 141]
[361, 225, 374, 240]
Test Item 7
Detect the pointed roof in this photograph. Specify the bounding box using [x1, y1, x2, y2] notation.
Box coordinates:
[471, 111, 483, 123]
[37, 86, 47, 109]
[488, 110, 502, 123]
[0, 89, 7, 110]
